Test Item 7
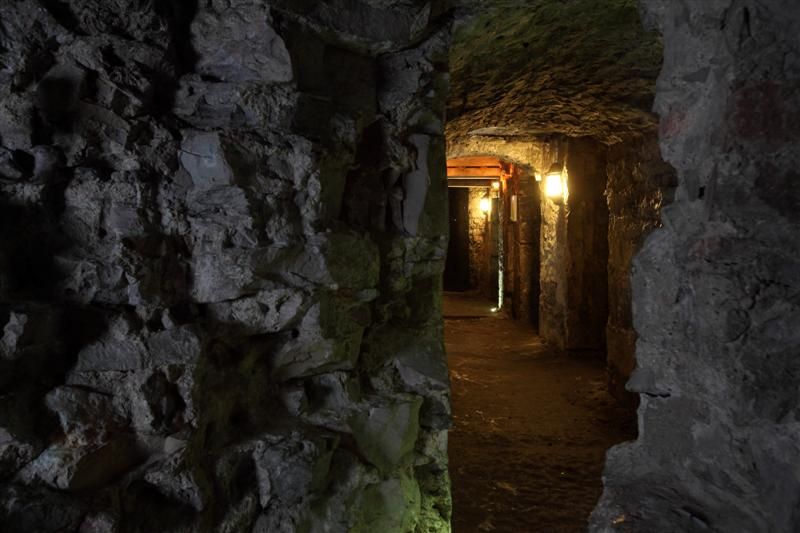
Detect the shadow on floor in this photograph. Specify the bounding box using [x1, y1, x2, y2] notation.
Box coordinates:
[443, 290, 498, 319]
[446, 293, 636, 533]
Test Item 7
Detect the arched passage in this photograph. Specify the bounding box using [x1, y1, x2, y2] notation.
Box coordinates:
[443, 0, 675, 530]
[445, 155, 541, 323]
[0, 1, 796, 532]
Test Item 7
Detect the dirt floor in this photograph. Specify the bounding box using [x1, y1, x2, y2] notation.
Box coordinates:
[445, 292, 637, 533]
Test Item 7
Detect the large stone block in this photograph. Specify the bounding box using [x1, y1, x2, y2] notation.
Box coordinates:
[349, 395, 423, 474]
[191, 4, 292, 84]
[18, 435, 143, 491]
[0, 0, 452, 529]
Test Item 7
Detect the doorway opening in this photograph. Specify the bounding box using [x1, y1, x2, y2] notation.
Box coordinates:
[444, 156, 511, 313]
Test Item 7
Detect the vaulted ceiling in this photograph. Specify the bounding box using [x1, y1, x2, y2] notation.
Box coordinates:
[448, 0, 663, 144]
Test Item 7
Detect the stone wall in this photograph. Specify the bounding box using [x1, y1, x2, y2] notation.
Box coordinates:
[0, 2, 453, 532]
[605, 133, 676, 403]
[564, 138, 609, 352]
[592, 1, 800, 531]
[448, 137, 547, 319]
[467, 187, 490, 293]
[539, 137, 611, 352]
[506, 165, 540, 325]
[538, 141, 569, 348]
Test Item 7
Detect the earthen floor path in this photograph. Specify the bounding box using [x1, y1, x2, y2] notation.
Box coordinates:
[445, 292, 636, 533]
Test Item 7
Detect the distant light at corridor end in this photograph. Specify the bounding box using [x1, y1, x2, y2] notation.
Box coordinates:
[479, 197, 491, 214]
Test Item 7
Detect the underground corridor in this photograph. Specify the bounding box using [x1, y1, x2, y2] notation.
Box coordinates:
[442, 2, 675, 530]
[442, 142, 657, 532]
[1, 1, 798, 532]
[442, 152, 640, 532]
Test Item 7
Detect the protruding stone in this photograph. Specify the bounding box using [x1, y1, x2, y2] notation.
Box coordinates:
[19, 436, 143, 491]
[348, 395, 423, 474]
[0, 312, 28, 361]
[179, 131, 234, 191]
[207, 288, 307, 334]
[0, 427, 36, 479]
[44, 386, 123, 437]
[191, 5, 292, 84]
[143, 450, 209, 511]
[351, 473, 422, 533]
[253, 432, 337, 509]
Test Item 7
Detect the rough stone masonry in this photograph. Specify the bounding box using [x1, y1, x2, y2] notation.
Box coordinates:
[592, 1, 800, 531]
[0, 1, 453, 531]
[1, 0, 799, 532]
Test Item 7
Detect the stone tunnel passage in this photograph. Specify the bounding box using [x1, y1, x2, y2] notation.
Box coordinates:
[1, 0, 796, 531]
[445, 292, 635, 532]
[444, 2, 676, 529]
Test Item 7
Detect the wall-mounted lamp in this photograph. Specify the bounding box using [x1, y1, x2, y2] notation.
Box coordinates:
[479, 196, 491, 215]
[544, 162, 564, 201]
[491, 180, 501, 191]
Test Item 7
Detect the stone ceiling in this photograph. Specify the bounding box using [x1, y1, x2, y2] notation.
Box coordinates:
[447, 0, 663, 144]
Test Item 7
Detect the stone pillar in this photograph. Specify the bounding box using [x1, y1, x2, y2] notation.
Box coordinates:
[503, 164, 541, 326]
[565, 137, 609, 352]
[539, 197, 569, 348]
[592, 1, 800, 530]
[468, 187, 491, 294]
[540, 137, 610, 352]
[0, 2, 453, 531]
[605, 133, 676, 403]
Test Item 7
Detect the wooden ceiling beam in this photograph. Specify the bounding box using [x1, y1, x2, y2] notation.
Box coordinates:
[446, 167, 502, 178]
[447, 178, 496, 188]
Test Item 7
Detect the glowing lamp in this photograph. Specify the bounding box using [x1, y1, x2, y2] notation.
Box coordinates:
[491, 180, 501, 190]
[544, 162, 564, 200]
[479, 197, 491, 214]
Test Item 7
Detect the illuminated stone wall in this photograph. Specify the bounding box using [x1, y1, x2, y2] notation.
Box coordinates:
[466, 188, 490, 295]
[605, 133, 676, 403]
[539, 138, 609, 352]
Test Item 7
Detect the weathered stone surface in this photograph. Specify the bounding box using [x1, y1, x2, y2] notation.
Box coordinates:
[352, 473, 422, 533]
[271, 295, 369, 381]
[564, 138, 609, 351]
[0, 0, 452, 530]
[19, 436, 143, 491]
[605, 133, 676, 402]
[448, 0, 663, 144]
[1, 312, 29, 361]
[191, 4, 292, 84]
[143, 449, 210, 511]
[591, 1, 800, 531]
[0, 427, 36, 479]
[349, 395, 423, 474]
[207, 287, 308, 334]
[254, 431, 337, 509]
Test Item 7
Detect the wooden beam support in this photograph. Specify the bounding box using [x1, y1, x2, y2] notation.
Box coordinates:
[447, 167, 502, 178]
[447, 178, 496, 188]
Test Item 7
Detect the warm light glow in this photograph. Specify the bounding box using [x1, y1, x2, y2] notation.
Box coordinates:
[491, 180, 501, 190]
[534, 172, 542, 182]
[545, 172, 563, 198]
[479, 197, 491, 214]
